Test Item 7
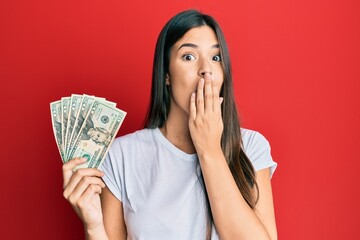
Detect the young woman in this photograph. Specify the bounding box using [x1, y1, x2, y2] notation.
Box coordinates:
[62, 9, 278, 240]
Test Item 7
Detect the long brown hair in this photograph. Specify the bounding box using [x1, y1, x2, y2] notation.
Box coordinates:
[144, 9, 259, 209]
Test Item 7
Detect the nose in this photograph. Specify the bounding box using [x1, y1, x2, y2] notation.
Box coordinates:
[198, 58, 212, 78]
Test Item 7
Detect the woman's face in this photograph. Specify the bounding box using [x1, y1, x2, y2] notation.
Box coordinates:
[167, 25, 224, 115]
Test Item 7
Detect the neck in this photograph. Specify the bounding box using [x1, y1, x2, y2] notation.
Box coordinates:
[160, 105, 196, 154]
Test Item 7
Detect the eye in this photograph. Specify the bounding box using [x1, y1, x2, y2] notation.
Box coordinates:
[212, 54, 221, 62]
[182, 54, 196, 61]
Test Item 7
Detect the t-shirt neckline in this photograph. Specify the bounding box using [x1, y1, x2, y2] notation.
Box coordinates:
[153, 128, 198, 161]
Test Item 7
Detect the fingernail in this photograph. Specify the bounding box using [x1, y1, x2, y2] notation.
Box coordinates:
[220, 97, 224, 104]
[200, 78, 204, 84]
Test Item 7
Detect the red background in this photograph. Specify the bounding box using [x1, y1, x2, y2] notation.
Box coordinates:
[1, 0, 359, 239]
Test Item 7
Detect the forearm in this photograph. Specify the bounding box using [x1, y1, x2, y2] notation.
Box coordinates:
[199, 150, 270, 240]
[85, 224, 109, 240]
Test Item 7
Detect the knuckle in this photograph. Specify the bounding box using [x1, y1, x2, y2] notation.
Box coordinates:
[63, 191, 69, 200]
[82, 176, 90, 184]
[78, 169, 85, 175]
[75, 169, 85, 177]
[89, 184, 97, 192]
[195, 119, 203, 126]
[77, 202, 83, 209]
[68, 195, 76, 205]
[77, 198, 85, 209]
[93, 177, 101, 185]
[62, 164, 68, 172]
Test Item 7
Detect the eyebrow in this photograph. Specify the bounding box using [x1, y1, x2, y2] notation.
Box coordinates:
[177, 43, 220, 51]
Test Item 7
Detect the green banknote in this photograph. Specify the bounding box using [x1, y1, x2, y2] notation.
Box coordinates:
[50, 100, 65, 162]
[66, 95, 96, 160]
[65, 94, 83, 157]
[50, 94, 126, 168]
[68, 100, 126, 169]
[61, 97, 71, 156]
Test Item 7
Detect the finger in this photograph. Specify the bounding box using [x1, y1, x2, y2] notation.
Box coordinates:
[62, 158, 87, 188]
[63, 168, 104, 198]
[215, 97, 223, 115]
[196, 78, 205, 116]
[212, 83, 221, 113]
[204, 74, 213, 112]
[68, 176, 105, 205]
[76, 184, 102, 209]
[189, 92, 196, 121]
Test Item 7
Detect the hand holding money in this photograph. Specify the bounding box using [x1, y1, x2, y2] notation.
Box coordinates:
[62, 158, 107, 235]
[50, 94, 126, 169]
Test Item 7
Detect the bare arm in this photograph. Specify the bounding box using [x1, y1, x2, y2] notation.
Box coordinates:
[101, 186, 127, 240]
[254, 168, 277, 239]
[189, 74, 277, 239]
[199, 152, 277, 239]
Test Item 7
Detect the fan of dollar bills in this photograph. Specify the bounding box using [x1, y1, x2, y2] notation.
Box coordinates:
[50, 94, 126, 169]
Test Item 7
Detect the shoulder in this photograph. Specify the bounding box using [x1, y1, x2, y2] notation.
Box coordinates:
[110, 128, 156, 151]
[115, 128, 155, 142]
[241, 128, 277, 176]
[241, 128, 270, 152]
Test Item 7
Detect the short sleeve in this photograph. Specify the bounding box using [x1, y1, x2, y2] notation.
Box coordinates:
[242, 129, 277, 178]
[99, 140, 124, 202]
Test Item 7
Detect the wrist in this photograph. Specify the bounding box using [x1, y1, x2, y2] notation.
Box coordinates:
[197, 147, 224, 163]
[84, 223, 108, 240]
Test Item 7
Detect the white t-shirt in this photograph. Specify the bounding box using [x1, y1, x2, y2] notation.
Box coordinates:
[101, 128, 277, 240]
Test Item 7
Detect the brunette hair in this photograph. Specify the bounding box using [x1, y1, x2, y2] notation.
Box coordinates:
[144, 9, 259, 209]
